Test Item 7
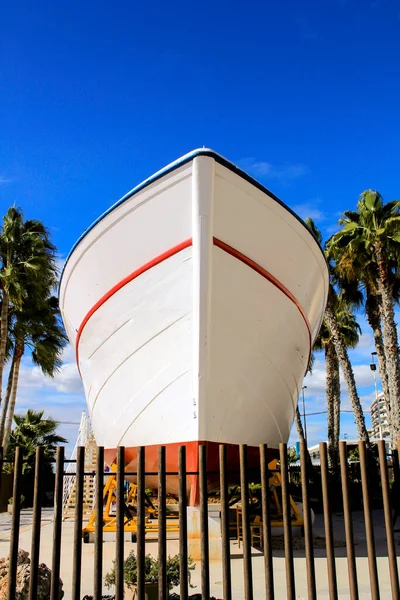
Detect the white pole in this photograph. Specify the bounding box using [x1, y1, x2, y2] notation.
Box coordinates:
[302, 385, 307, 444]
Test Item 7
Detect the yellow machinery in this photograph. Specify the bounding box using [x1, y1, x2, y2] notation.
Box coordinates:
[83, 459, 303, 547]
[235, 459, 304, 548]
[82, 464, 179, 543]
[267, 459, 304, 527]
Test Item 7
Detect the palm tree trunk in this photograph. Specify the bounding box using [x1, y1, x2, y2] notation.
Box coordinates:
[325, 342, 335, 468]
[325, 341, 340, 469]
[294, 405, 306, 443]
[366, 292, 392, 435]
[0, 351, 16, 444]
[0, 291, 9, 406]
[294, 404, 315, 472]
[332, 353, 341, 468]
[324, 303, 369, 442]
[374, 243, 400, 444]
[3, 341, 23, 453]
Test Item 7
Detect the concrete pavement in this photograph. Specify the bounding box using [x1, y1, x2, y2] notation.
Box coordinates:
[0, 509, 398, 599]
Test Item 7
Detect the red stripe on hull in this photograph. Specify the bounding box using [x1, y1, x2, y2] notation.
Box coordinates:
[213, 237, 312, 365]
[76, 237, 312, 368]
[75, 238, 193, 363]
[104, 441, 278, 506]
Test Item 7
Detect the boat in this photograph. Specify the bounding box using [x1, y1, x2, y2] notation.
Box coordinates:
[59, 149, 328, 504]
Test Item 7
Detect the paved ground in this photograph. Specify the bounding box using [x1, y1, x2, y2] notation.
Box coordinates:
[0, 508, 399, 599]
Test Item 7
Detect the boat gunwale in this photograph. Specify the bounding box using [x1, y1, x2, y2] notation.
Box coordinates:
[58, 148, 328, 291]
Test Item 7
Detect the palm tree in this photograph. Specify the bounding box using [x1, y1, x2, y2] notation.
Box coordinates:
[0, 344, 17, 449]
[306, 218, 369, 442]
[5, 409, 67, 475]
[0, 208, 57, 412]
[294, 405, 306, 444]
[1, 294, 67, 451]
[364, 290, 393, 435]
[329, 231, 400, 442]
[305, 220, 340, 459]
[329, 191, 400, 442]
[313, 321, 340, 469]
[324, 287, 369, 441]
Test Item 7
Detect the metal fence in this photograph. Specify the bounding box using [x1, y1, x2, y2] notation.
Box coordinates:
[2, 440, 400, 600]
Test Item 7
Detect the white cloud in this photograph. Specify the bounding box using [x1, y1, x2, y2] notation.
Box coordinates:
[237, 157, 308, 181]
[355, 331, 374, 350]
[13, 399, 86, 455]
[52, 363, 83, 394]
[347, 363, 375, 388]
[304, 358, 327, 394]
[292, 200, 325, 222]
[306, 356, 377, 392]
[3, 342, 83, 448]
[289, 420, 327, 447]
[60, 343, 76, 363]
[15, 343, 83, 396]
[0, 175, 11, 185]
[5, 345, 86, 455]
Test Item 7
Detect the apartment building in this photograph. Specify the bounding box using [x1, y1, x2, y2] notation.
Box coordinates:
[370, 392, 390, 439]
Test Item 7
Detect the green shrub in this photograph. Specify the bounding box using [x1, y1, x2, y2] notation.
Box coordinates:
[8, 495, 25, 505]
[104, 551, 195, 591]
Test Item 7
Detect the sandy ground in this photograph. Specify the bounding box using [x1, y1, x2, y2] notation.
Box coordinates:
[0, 508, 399, 599]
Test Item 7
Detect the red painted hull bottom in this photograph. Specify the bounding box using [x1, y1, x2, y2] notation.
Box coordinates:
[104, 441, 278, 506]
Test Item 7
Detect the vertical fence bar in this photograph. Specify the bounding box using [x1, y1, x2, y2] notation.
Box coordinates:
[0, 444, 3, 578]
[51, 446, 64, 600]
[320, 442, 338, 600]
[394, 442, 400, 478]
[179, 446, 188, 600]
[158, 446, 167, 600]
[28, 447, 44, 600]
[300, 442, 316, 600]
[339, 442, 358, 600]
[280, 443, 295, 600]
[115, 446, 125, 600]
[378, 440, 399, 599]
[200, 444, 210, 600]
[94, 446, 104, 600]
[137, 446, 146, 600]
[359, 441, 379, 600]
[394, 441, 400, 532]
[397, 440, 400, 473]
[393, 442, 400, 490]
[0, 447, 3, 507]
[260, 444, 274, 600]
[7, 447, 23, 600]
[240, 444, 254, 600]
[72, 446, 85, 600]
[219, 445, 232, 600]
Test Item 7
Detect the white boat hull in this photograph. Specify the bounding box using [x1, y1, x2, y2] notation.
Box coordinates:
[59, 149, 328, 500]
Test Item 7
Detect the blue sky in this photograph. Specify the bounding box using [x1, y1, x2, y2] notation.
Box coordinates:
[1, 0, 400, 452]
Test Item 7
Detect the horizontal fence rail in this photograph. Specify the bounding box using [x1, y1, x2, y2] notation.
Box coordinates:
[1, 441, 399, 599]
